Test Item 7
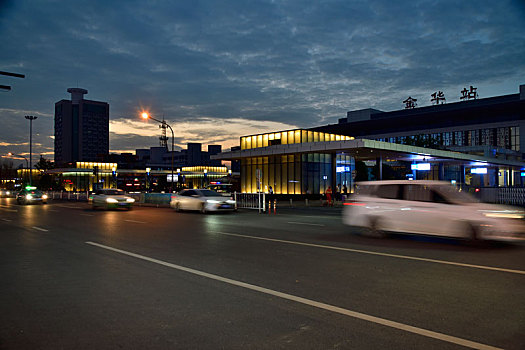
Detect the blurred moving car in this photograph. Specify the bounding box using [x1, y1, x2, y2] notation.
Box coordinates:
[92, 189, 135, 210]
[16, 186, 48, 205]
[170, 189, 236, 213]
[0, 189, 15, 198]
[343, 180, 525, 242]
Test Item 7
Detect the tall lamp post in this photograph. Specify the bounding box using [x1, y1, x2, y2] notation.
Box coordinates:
[141, 113, 175, 193]
[6, 152, 29, 185]
[24, 115, 37, 186]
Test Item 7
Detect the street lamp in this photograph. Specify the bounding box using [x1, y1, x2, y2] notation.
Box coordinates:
[141, 112, 175, 193]
[24, 115, 37, 186]
[7, 152, 29, 185]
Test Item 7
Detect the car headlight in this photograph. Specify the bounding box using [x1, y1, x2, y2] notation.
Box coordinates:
[6, 191, 10, 195]
[126, 198, 135, 203]
[206, 200, 220, 204]
[226, 200, 236, 204]
[106, 198, 118, 203]
[42, 194, 48, 199]
[26, 194, 33, 200]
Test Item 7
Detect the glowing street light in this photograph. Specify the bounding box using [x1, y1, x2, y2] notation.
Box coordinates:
[141, 112, 175, 193]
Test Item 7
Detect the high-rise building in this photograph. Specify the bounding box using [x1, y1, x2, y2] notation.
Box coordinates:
[54, 88, 109, 165]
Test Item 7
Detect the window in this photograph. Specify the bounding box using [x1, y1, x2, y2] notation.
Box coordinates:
[454, 131, 464, 146]
[376, 185, 401, 199]
[404, 185, 432, 202]
[511, 127, 520, 151]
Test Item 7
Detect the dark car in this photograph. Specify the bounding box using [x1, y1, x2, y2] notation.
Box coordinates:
[16, 187, 48, 205]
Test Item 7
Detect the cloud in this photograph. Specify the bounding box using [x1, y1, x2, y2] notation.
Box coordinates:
[1, 0, 524, 162]
[109, 117, 297, 152]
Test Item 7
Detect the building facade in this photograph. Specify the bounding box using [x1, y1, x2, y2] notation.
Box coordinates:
[54, 88, 109, 166]
[215, 84, 525, 194]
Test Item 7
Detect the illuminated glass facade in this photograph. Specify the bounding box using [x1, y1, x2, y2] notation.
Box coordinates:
[240, 130, 354, 194]
[241, 129, 353, 150]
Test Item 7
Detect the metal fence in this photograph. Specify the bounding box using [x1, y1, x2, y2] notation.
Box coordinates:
[234, 192, 266, 212]
[48, 191, 89, 201]
[478, 187, 525, 206]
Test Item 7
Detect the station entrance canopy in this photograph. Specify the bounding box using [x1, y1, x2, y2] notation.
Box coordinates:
[213, 129, 525, 194]
[216, 138, 525, 166]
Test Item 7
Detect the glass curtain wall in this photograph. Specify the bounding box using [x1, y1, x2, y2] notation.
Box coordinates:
[241, 153, 353, 194]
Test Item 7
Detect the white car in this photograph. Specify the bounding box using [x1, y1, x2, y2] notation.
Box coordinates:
[170, 189, 236, 213]
[343, 180, 525, 242]
[92, 189, 135, 210]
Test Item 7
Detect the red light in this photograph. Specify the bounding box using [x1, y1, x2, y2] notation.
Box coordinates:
[343, 202, 366, 206]
[475, 188, 480, 192]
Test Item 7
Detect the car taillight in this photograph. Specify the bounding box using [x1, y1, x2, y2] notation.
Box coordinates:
[343, 200, 366, 206]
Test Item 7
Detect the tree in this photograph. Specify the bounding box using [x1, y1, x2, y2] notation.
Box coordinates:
[35, 156, 54, 171]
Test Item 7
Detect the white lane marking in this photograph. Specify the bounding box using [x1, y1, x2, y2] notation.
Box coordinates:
[32, 226, 49, 232]
[287, 221, 325, 227]
[124, 219, 147, 224]
[2, 218, 12, 222]
[54, 204, 81, 209]
[215, 232, 525, 276]
[85, 241, 502, 350]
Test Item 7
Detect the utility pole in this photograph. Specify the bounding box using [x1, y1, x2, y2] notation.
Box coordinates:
[25, 115, 38, 186]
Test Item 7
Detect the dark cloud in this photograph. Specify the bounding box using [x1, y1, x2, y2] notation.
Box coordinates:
[1, 0, 524, 160]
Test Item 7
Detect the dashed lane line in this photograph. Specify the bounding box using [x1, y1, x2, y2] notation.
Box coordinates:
[32, 226, 49, 232]
[124, 219, 147, 224]
[85, 241, 502, 350]
[215, 231, 525, 276]
[1, 218, 12, 222]
[53, 204, 82, 209]
[287, 221, 325, 227]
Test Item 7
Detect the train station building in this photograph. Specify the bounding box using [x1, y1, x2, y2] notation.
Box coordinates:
[214, 84, 525, 195]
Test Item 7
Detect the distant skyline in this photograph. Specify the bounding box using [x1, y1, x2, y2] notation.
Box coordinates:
[1, 0, 525, 167]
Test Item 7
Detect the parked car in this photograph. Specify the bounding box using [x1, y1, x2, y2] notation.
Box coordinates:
[92, 189, 135, 210]
[16, 187, 48, 205]
[170, 189, 236, 213]
[343, 180, 525, 242]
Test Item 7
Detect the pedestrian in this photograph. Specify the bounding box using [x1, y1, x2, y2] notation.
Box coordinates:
[335, 184, 341, 203]
[342, 184, 348, 201]
[268, 186, 274, 213]
[326, 186, 333, 206]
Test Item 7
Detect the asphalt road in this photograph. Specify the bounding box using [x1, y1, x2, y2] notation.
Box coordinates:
[1, 198, 524, 349]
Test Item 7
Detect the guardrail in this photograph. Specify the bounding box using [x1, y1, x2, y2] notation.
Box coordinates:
[234, 192, 265, 212]
[48, 191, 89, 201]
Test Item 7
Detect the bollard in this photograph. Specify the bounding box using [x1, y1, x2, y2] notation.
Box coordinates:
[289, 198, 293, 208]
[274, 200, 277, 214]
[305, 198, 309, 207]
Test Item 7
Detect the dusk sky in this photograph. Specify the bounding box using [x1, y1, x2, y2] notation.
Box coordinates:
[1, 0, 524, 166]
